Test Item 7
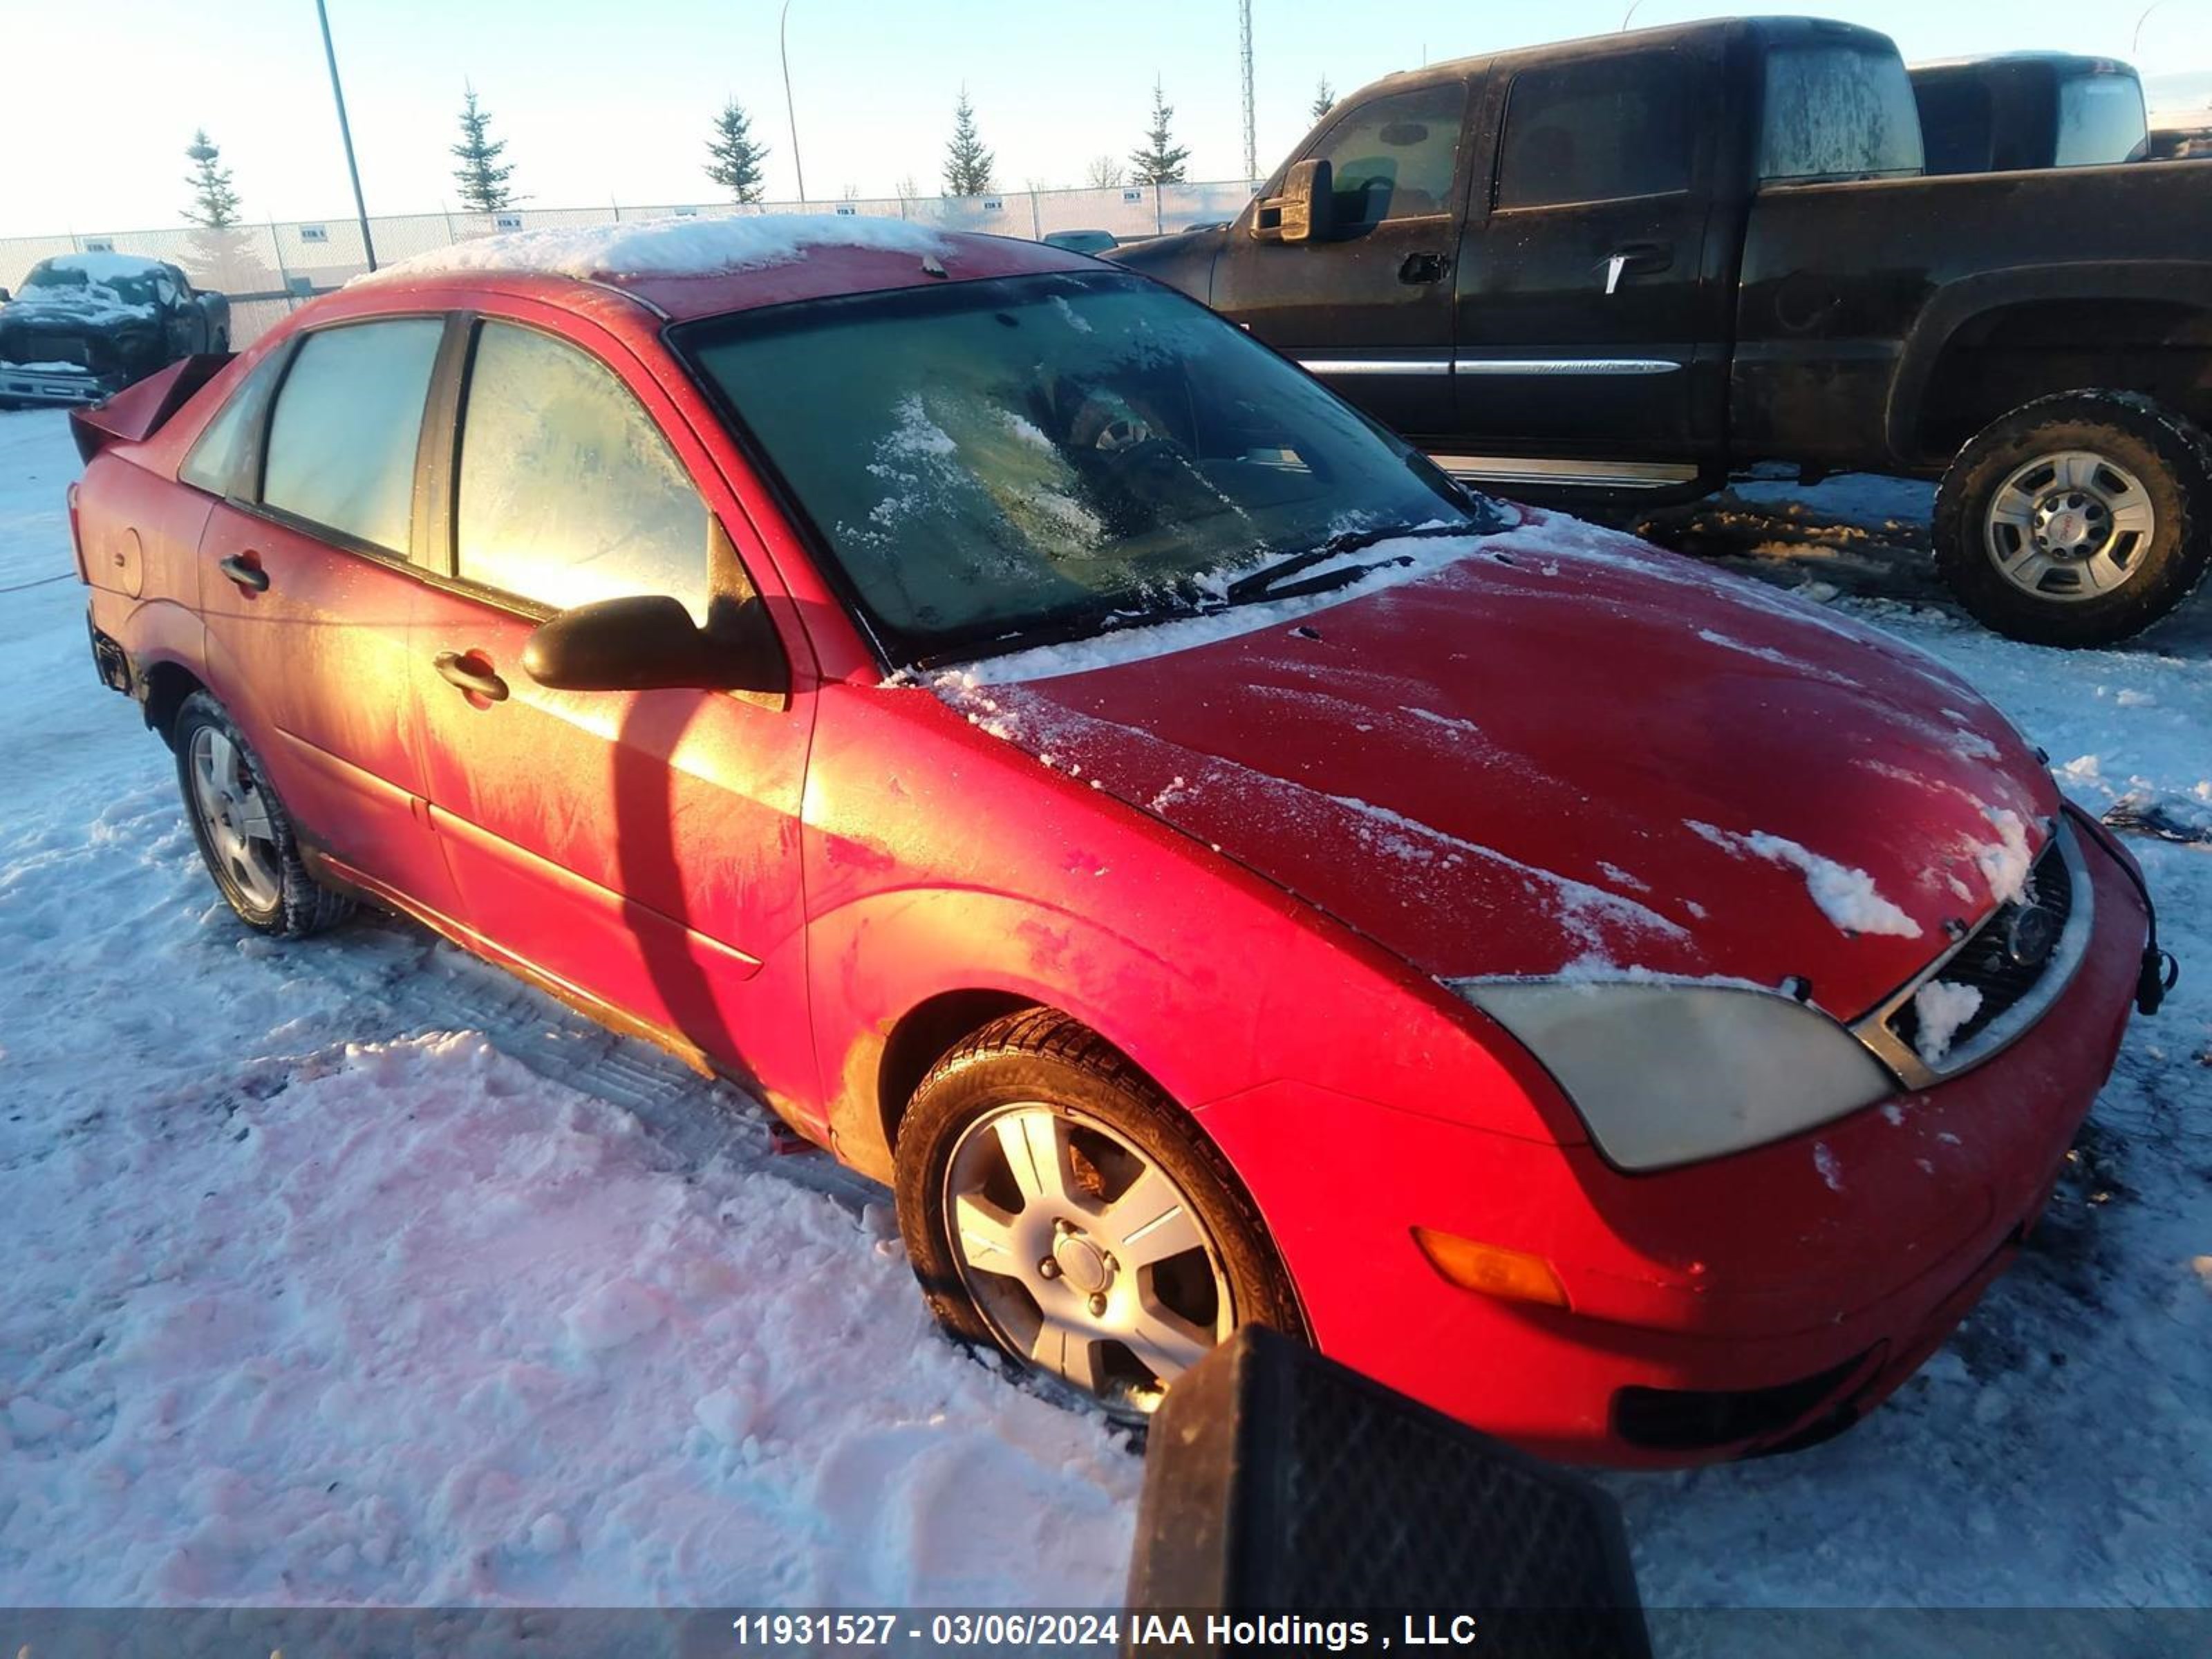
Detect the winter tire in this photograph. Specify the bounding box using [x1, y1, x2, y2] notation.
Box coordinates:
[894, 1009, 1303, 1421]
[174, 691, 353, 937]
[1935, 391, 2212, 646]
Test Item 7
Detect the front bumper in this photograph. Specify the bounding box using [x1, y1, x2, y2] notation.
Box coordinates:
[0, 363, 120, 407]
[1196, 825, 2148, 1468]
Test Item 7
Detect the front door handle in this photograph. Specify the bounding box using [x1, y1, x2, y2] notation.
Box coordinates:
[218, 553, 269, 592]
[434, 650, 509, 703]
[1398, 250, 1449, 285]
[1602, 242, 1674, 294]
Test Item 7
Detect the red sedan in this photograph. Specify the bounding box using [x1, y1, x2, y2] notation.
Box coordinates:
[67, 218, 2164, 1465]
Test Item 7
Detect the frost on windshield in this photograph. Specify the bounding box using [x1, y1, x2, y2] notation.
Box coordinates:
[838, 391, 1112, 631]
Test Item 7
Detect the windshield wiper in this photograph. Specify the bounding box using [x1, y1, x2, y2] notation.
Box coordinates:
[1222, 522, 1476, 606]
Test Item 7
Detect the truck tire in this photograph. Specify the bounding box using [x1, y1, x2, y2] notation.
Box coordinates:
[1935, 392, 2212, 646]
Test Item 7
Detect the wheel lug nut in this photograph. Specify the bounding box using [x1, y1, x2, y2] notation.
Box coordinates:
[1088, 1293, 1108, 1316]
[1038, 1259, 1060, 1280]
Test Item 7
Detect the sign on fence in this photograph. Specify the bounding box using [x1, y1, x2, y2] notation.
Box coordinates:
[495, 213, 524, 231]
[299, 225, 328, 244]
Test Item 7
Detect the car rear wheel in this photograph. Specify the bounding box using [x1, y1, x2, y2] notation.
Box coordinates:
[1934, 391, 2212, 646]
[894, 1010, 1302, 1421]
[174, 692, 353, 937]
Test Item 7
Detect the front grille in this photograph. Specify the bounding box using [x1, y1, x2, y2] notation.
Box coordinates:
[1613, 1349, 1872, 1452]
[1888, 834, 2074, 1057]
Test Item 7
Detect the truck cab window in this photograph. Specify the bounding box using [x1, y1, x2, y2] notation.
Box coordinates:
[1302, 84, 1467, 225]
[1495, 55, 1692, 209]
[1759, 45, 1925, 182]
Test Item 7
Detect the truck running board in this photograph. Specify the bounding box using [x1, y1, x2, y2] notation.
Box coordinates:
[1425, 453, 1703, 491]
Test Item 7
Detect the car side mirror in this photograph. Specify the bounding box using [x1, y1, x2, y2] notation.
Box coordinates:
[522, 592, 789, 696]
[1250, 158, 1335, 245]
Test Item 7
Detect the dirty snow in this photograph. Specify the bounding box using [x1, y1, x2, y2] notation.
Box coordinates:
[353, 213, 954, 288]
[1, 417, 2208, 1618]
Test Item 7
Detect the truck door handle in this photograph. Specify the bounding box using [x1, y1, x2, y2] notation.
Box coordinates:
[1602, 242, 1674, 294]
[434, 650, 509, 703]
[1399, 251, 1449, 285]
[218, 554, 269, 592]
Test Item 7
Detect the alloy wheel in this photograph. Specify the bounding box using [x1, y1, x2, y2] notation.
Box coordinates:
[187, 724, 282, 912]
[941, 1103, 1232, 1416]
[1983, 449, 2158, 602]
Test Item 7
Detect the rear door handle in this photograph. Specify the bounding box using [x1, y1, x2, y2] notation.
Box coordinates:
[218, 554, 269, 592]
[1602, 242, 1674, 294]
[434, 650, 509, 702]
[1398, 251, 1449, 285]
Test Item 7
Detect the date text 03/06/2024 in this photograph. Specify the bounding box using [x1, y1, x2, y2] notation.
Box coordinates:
[729, 1613, 1486, 1651]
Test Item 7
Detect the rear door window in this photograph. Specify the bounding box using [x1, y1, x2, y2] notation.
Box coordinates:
[261, 319, 444, 554]
[1302, 83, 1468, 225]
[453, 321, 711, 622]
[2055, 74, 2148, 167]
[1495, 54, 1694, 209]
[178, 350, 285, 499]
[1759, 44, 1926, 182]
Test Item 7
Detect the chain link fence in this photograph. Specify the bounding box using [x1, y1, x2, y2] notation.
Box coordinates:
[0, 180, 1261, 353]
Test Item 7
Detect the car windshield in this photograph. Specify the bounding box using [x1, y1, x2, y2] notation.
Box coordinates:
[676, 270, 1499, 663]
[23, 261, 159, 306]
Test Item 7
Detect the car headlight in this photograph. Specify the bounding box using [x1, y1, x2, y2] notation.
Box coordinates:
[1450, 979, 1897, 1172]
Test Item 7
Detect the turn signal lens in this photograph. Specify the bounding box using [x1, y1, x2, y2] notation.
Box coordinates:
[1412, 1227, 1569, 1309]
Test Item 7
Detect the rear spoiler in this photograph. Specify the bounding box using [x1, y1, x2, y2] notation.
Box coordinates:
[68, 353, 235, 465]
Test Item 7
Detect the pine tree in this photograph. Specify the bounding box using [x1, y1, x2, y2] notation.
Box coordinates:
[1129, 79, 1191, 185]
[182, 129, 241, 229]
[704, 98, 771, 203]
[943, 89, 995, 196]
[451, 86, 517, 213]
[1084, 156, 1125, 189]
[1311, 78, 1335, 122]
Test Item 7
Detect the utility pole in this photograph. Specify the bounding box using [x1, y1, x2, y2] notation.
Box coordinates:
[314, 0, 377, 270]
[781, 0, 808, 203]
[1239, 0, 1257, 181]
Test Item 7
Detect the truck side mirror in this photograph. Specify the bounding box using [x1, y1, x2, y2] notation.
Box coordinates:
[1250, 158, 1335, 245]
[0, 288, 10, 303]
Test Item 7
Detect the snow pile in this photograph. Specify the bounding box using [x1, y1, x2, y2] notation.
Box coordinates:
[1688, 821, 1924, 939]
[354, 214, 955, 288]
[1972, 807, 2035, 906]
[1913, 980, 1987, 1066]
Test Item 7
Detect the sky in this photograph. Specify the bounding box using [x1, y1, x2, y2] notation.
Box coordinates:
[3, 0, 2211, 238]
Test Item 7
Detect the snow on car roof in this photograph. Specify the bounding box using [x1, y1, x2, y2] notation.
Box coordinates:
[356, 213, 958, 287]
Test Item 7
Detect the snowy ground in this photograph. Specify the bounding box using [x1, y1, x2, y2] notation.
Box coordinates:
[1, 408, 2207, 1619]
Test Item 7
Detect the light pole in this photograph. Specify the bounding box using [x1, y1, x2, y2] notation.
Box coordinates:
[2133, 1, 2171, 56]
[781, 0, 807, 203]
[314, 0, 377, 270]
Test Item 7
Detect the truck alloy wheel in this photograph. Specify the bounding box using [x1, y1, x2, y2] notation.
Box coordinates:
[1935, 391, 2212, 646]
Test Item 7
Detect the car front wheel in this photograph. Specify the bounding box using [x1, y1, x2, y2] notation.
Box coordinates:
[894, 1010, 1302, 1421]
[1934, 391, 2212, 646]
[174, 692, 353, 937]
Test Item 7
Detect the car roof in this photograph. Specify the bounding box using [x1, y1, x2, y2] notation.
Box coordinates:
[1911, 51, 2138, 82]
[344, 214, 1096, 324]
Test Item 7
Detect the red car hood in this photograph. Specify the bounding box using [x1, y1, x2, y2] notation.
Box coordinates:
[940, 510, 2056, 1020]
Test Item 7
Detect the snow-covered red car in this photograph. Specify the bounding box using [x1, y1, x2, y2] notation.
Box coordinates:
[65, 218, 2168, 1465]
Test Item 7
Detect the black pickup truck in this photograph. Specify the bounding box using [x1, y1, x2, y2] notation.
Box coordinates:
[0, 254, 231, 411]
[1912, 53, 2148, 176]
[1113, 17, 2212, 645]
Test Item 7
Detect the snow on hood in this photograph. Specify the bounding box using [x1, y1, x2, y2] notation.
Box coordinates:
[351, 213, 955, 288]
[920, 509, 2056, 1020]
